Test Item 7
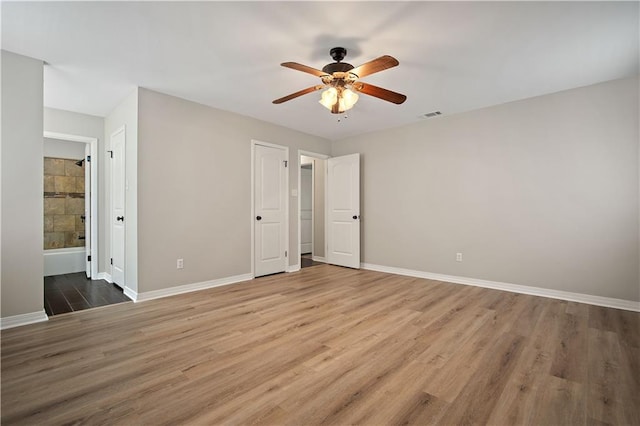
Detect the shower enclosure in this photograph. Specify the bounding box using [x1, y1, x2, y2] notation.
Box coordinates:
[43, 156, 87, 275]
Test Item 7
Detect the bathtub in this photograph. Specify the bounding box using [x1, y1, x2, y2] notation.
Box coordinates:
[44, 247, 86, 276]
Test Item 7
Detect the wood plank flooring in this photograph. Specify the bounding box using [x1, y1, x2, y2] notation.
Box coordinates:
[2, 265, 638, 425]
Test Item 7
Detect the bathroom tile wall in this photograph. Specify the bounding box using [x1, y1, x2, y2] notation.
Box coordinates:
[44, 157, 85, 249]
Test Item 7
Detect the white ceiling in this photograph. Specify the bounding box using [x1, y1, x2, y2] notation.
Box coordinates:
[2, 1, 638, 141]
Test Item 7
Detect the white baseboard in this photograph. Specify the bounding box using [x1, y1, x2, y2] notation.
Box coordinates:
[361, 263, 640, 312]
[312, 256, 326, 263]
[134, 273, 253, 303]
[1, 310, 49, 330]
[123, 286, 138, 301]
[287, 264, 301, 273]
[96, 272, 112, 283]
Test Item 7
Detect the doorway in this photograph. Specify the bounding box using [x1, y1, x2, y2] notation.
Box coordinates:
[298, 151, 361, 270]
[42, 131, 131, 316]
[43, 131, 98, 278]
[298, 151, 329, 269]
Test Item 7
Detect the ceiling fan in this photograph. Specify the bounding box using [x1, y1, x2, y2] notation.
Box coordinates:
[273, 47, 407, 114]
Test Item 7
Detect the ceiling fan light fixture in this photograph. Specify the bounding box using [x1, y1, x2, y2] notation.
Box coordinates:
[319, 87, 359, 113]
[341, 88, 359, 110]
[319, 87, 338, 110]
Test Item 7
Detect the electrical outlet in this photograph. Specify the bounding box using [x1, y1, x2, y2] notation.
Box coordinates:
[456, 253, 463, 262]
[177, 258, 184, 269]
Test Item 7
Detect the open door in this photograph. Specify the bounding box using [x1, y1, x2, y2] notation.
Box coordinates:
[327, 153, 360, 269]
[84, 144, 91, 278]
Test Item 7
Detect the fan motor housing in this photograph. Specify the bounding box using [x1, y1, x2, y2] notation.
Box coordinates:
[322, 62, 354, 74]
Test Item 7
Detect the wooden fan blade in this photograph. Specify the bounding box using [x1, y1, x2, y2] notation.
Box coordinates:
[281, 62, 328, 77]
[273, 85, 323, 104]
[355, 82, 407, 104]
[350, 55, 399, 78]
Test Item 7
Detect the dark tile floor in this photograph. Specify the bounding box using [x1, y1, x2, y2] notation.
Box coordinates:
[44, 272, 132, 316]
[301, 253, 323, 268]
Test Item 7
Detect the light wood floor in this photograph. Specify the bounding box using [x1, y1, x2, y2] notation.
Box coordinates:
[2, 265, 639, 425]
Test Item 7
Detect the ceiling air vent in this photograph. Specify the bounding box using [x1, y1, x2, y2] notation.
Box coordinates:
[423, 111, 442, 118]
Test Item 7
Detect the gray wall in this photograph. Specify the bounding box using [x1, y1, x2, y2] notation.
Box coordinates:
[44, 108, 106, 271]
[44, 108, 104, 141]
[105, 89, 139, 293]
[43, 138, 86, 159]
[137, 88, 330, 293]
[3, 51, 635, 321]
[332, 77, 639, 302]
[1, 51, 44, 317]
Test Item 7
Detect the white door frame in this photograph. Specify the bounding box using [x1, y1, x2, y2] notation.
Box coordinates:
[297, 150, 329, 265]
[251, 140, 290, 278]
[43, 131, 99, 279]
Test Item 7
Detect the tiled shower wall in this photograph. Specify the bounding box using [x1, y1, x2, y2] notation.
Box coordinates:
[44, 158, 85, 249]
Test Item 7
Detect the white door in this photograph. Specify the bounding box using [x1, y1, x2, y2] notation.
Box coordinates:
[254, 143, 288, 277]
[327, 153, 360, 269]
[110, 127, 126, 288]
[84, 144, 91, 278]
[300, 166, 313, 254]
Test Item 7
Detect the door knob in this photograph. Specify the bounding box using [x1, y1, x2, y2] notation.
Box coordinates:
[352, 215, 359, 220]
[256, 216, 262, 221]
[116, 216, 124, 222]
